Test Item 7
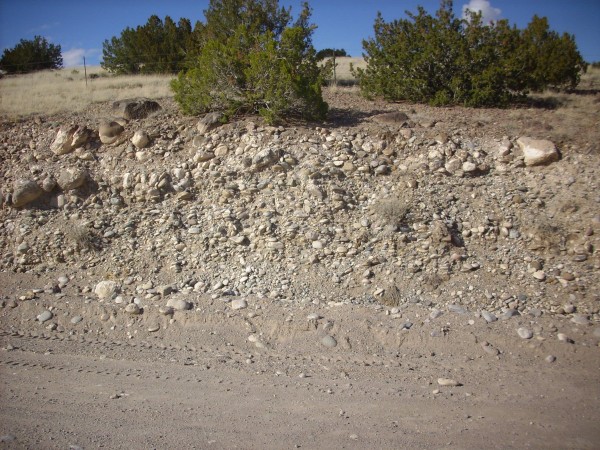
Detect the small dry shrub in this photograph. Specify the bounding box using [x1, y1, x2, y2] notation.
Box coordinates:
[373, 197, 411, 227]
[66, 223, 97, 252]
[379, 285, 403, 307]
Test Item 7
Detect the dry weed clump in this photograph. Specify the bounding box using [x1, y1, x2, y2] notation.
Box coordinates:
[65, 223, 97, 252]
[373, 196, 411, 228]
[0, 66, 174, 117]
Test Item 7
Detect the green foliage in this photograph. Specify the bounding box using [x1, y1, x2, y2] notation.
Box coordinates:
[315, 48, 348, 61]
[0, 36, 62, 74]
[354, 1, 587, 106]
[101, 15, 192, 74]
[172, 0, 328, 124]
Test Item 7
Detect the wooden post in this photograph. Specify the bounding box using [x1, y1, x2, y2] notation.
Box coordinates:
[84, 56, 88, 87]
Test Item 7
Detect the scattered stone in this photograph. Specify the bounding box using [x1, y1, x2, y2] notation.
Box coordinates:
[437, 378, 461, 387]
[99, 120, 125, 144]
[57, 167, 87, 191]
[481, 310, 497, 323]
[231, 299, 248, 310]
[131, 130, 150, 148]
[571, 314, 590, 325]
[429, 308, 443, 320]
[166, 297, 192, 311]
[532, 270, 546, 281]
[545, 355, 556, 363]
[95, 280, 120, 300]
[517, 137, 559, 166]
[113, 98, 161, 119]
[125, 303, 142, 315]
[148, 324, 160, 332]
[51, 124, 92, 155]
[37, 310, 53, 323]
[197, 112, 223, 134]
[517, 327, 533, 339]
[557, 333, 574, 343]
[159, 306, 174, 315]
[12, 179, 43, 207]
[321, 335, 337, 348]
[70, 316, 83, 324]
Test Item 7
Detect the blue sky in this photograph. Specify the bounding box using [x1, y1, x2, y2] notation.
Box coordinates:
[1, 0, 599, 67]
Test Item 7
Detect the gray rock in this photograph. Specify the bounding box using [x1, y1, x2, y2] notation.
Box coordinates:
[57, 168, 87, 191]
[112, 98, 161, 119]
[252, 148, 279, 171]
[197, 112, 223, 134]
[37, 310, 53, 323]
[125, 303, 142, 315]
[70, 316, 83, 324]
[12, 179, 43, 207]
[321, 335, 337, 348]
[517, 137, 559, 166]
[571, 314, 590, 325]
[448, 304, 468, 315]
[500, 309, 520, 320]
[517, 327, 533, 339]
[166, 297, 192, 311]
[429, 308, 443, 320]
[481, 310, 497, 323]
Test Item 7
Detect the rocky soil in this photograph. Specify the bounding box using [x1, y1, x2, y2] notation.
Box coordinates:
[0, 89, 599, 449]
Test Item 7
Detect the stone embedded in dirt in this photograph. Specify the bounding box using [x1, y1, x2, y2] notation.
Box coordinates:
[558, 333, 574, 343]
[11, 179, 43, 207]
[429, 309, 443, 320]
[532, 270, 546, 281]
[231, 299, 248, 310]
[159, 306, 174, 315]
[94, 280, 120, 300]
[546, 355, 557, 363]
[148, 324, 160, 332]
[372, 111, 409, 124]
[571, 314, 590, 325]
[481, 310, 497, 323]
[321, 335, 337, 348]
[517, 327, 533, 339]
[437, 378, 461, 387]
[70, 316, 83, 324]
[56, 167, 87, 191]
[252, 148, 279, 171]
[131, 130, 150, 149]
[112, 98, 161, 120]
[197, 111, 223, 134]
[37, 310, 53, 323]
[517, 137, 559, 166]
[166, 297, 192, 311]
[125, 303, 142, 315]
[99, 120, 125, 144]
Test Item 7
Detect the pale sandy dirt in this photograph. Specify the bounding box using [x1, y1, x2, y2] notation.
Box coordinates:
[1, 272, 599, 449]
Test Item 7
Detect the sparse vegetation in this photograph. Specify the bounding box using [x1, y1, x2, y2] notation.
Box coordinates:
[0, 36, 62, 74]
[171, 0, 328, 124]
[373, 197, 412, 228]
[354, 0, 587, 106]
[0, 66, 173, 117]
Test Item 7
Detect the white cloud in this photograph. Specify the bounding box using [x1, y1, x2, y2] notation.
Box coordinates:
[62, 48, 100, 67]
[462, 0, 502, 23]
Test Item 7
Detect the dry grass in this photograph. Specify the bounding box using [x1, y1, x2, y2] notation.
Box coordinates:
[0, 66, 174, 117]
[322, 57, 366, 86]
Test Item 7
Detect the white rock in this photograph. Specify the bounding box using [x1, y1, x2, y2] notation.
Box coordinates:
[231, 299, 248, 310]
[517, 327, 533, 339]
[95, 280, 120, 299]
[166, 297, 192, 311]
[517, 137, 559, 166]
[131, 130, 150, 148]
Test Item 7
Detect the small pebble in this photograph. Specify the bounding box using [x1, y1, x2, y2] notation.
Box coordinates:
[37, 310, 53, 323]
[517, 327, 533, 339]
[481, 310, 497, 323]
[70, 316, 83, 324]
[438, 378, 461, 386]
[321, 335, 337, 348]
[148, 324, 160, 332]
[545, 355, 556, 363]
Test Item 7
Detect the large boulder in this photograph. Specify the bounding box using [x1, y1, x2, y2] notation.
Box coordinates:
[99, 120, 125, 145]
[112, 98, 161, 120]
[57, 168, 87, 191]
[12, 179, 43, 207]
[517, 137, 559, 166]
[51, 124, 93, 155]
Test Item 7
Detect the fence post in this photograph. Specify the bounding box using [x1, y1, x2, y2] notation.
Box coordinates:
[84, 56, 88, 87]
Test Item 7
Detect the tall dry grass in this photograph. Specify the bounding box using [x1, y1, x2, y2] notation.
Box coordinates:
[0, 66, 174, 117]
[322, 56, 366, 86]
